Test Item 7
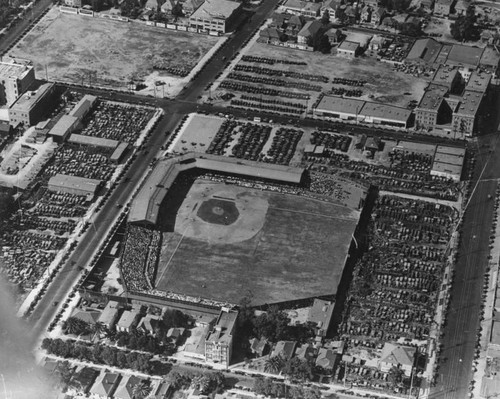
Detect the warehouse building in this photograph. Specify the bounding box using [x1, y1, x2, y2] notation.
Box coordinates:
[48, 115, 79, 143]
[314, 96, 365, 120]
[48, 173, 102, 197]
[68, 95, 97, 119]
[68, 134, 119, 149]
[0, 61, 36, 107]
[8, 82, 57, 127]
[189, 0, 242, 33]
[430, 145, 465, 182]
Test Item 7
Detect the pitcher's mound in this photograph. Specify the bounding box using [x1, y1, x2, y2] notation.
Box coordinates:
[197, 199, 239, 226]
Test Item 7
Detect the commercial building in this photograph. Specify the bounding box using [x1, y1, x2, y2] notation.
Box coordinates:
[48, 173, 102, 197]
[68, 94, 97, 119]
[116, 310, 137, 333]
[205, 309, 238, 367]
[314, 95, 412, 128]
[415, 84, 450, 129]
[337, 41, 360, 58]
[189, 0, 242, 33]
[281, 0, 321, 17]
[8, 82, 56, 127]
[68, 134, 119, 149]
[479, 46, 500, 77]
[48, 115, 79, 143]
[405, 38, 442, 66]
[446, 44, 484, 70]
[430, 145, 465, 182]
[0, 61, 36, 107]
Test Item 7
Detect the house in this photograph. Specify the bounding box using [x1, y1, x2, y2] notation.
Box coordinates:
[271, 341, 297, 360]
[115, 376, 148, 399]
[364, 0, 379, 7]
[97, 301, 120, 329]
[307, 298, 335, 338]
[433, 0, 453, 16]
[116, 310, 138, 333]
[420, 0, 433, 11]
[369, 34, 389, 51]
[481, 30, 500, 46]
[325, 28, 343, 45]
[182, 0, 204, 16]
[344, 5, 359, 22]
[69, 367, 99, 395]
[364, 136, 381, 152]
[315, 347, 338, 371]
[360, 6, 372, 23]
[270, 11, 290, 28]
[161, 0, 178, 13]
[167, 327, 186, 344]
[64, 0, 82, 7]
[138, 314, 164, 336]
[295, 343, 316, 362]
[145, 0, 158, 10]
[454, 0, 467, 15]
[378, 343, 416, 377]
[250, 337, 269, 357]
[70, 308, 101, 326]
[337, 40, 360, 58]
[259, 27, 283, 44]
[286, 14, 305, 36]
[154, 382, 173, 399]
[90, 372, 121, 399]
[321, 0, 339, 19]
[297, 20, 323, 44]
[372, 6, 386, 25]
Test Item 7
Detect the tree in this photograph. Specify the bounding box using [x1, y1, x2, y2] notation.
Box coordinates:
[304, 388, 324, 399]
[91, 322, 106, 339]
[450, 5, 480, 41]
[283, 357, 313, 381]
[171, 1, 183, 19]
[264, 355, 285, 374]
[388, 366, 404, 386]
[117, 351, 128, 368]
[192, 374, 211, 394]
[167, 371, 192, 390]
[101, 346, 117, 366]
[132, 381, 151, 399]
[63, 317, 89, 336]
[253, 306, 290, 342]
[321, 9, 330, 25]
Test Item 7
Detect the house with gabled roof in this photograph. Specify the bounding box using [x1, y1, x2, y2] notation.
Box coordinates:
[69, 367, 99, 395]
[315, 347, 338, 371]
[325, 28, 343, 45]
[250, 337, 269, 357]
[259, 27, 283, 44]
[295, 343, 316, 362]
[161, 0, 178, 14]
[271, 341, 297, 360]
[378, 343, 416, 377]
[70, 308, 101, 326]
[115, 376, 148, 399]
[297, 20, 323, 44]
[138, 314, 164, 336]
[182, 0, 204, 16]
[90, 372, 121, 399]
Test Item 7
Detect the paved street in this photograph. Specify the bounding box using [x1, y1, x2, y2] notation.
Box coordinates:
[430, 133, 500, 399]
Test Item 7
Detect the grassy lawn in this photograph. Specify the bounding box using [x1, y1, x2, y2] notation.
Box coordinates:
[213, 40, 427, 109]
[10, 8, 220, 94]
[155, 181, 359, 305]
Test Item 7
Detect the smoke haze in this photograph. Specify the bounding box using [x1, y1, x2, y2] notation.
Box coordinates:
[0, 275, 56, 399]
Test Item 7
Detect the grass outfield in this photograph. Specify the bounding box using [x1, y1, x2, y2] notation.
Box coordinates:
[10, 8, 219, 91]
[155, 182, 359, 305]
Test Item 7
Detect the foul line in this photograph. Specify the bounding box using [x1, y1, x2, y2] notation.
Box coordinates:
[156, 229, 186, 285]
[268, 205, 356, 221]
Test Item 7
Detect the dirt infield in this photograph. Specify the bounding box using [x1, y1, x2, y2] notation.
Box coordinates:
[155, 180, 360, 305]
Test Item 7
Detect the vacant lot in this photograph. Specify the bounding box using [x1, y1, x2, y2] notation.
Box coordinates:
[155, 180, 359, 305]
[10, 8, 221, 95]
[213, 40, 427, 109]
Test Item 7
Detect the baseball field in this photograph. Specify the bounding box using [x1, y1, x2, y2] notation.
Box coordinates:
[155, 179, 360, 305]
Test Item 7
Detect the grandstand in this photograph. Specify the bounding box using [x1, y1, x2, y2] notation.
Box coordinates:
[119, 153, 365, 307]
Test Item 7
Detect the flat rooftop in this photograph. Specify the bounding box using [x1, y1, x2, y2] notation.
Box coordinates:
[417, 84, 447, 111]
[339, 40, 360, 52]
[455, 90, 483, 117]
[316, 95, 365, 116]
[68, 134, 119, 149]
[466, 70, 491, 93]
[48, 173, 101, 193]
[435, 145, 466, 157]
[480, 46, 500, 69]
[360, 102, 412, 123]
[190, 0, 240, 19]
[0, 61, 32, 79]
[446, 44, 484, 68]
[9, 82, 54, 112]
[206, 310, 237, 343]
[432, 65, 459, 89]
[406, 38, 442, 64]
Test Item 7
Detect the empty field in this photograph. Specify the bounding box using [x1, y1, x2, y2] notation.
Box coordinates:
[155, 180, 359, 305]
[9, 8, 221, 96]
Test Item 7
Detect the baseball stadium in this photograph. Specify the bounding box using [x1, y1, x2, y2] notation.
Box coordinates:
[120, 153, 367, 307]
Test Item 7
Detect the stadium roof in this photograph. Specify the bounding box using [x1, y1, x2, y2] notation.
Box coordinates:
[446, 44, 484, 68]
[68, 134, 119, 149]
[48, 174, 102, 195]
[406, 38, 442, 64]
[9, 83, 54, 112]
[49, 115, 78, 138]
[360, 102, 412, 123]
[315, 95, 365, 116]
[128, 153, 305, 225]
[190, 0, 240, 20]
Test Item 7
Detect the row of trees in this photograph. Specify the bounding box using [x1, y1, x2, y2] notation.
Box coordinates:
[167, 370, 225, 395]
[41, 338, 161, 374]
[253, 377, 325, 399]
